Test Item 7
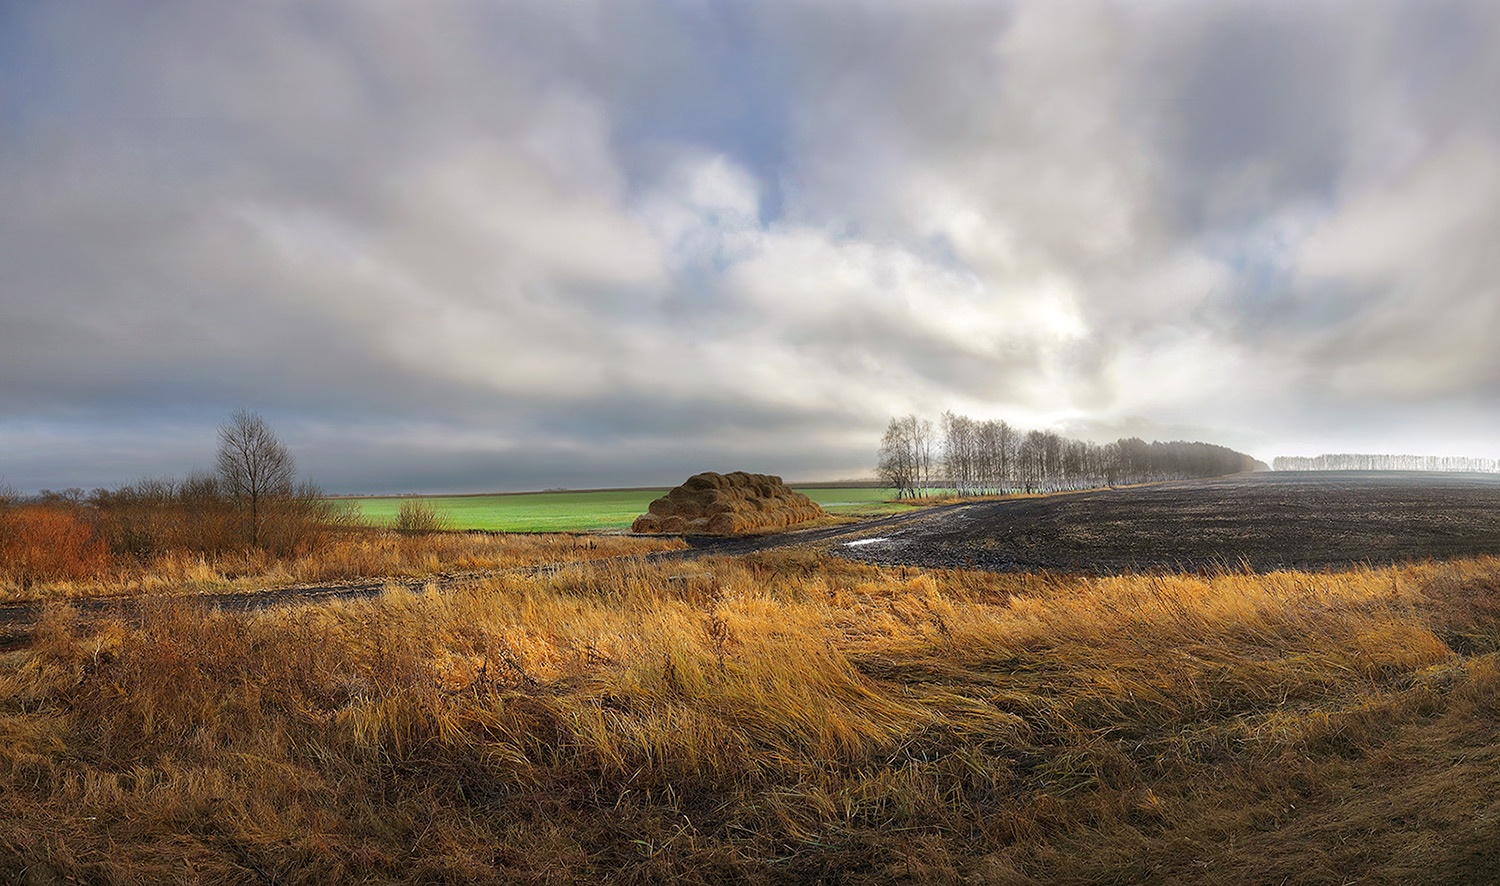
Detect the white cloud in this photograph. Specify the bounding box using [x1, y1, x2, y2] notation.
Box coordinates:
[638, 153, 764, 267]
[1293, 137, 1500, 399]
[4, 0, 1500, 491]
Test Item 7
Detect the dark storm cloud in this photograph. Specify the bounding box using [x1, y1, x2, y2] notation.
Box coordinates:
[3, 0, 1499, 494]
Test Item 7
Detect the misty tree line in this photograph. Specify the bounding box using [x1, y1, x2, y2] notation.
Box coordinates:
[1273, 454, 1500, 473]
[877, 412, 1263, 499]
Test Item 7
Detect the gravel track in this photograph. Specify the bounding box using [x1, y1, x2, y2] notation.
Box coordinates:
[0, 505, 962, 647]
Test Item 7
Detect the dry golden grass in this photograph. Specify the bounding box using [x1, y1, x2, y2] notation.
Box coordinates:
[0, 529, 685, 602]
[3, 552, 1500, 882]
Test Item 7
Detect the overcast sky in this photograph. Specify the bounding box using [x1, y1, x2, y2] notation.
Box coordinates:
[2, 1, 1498, 494]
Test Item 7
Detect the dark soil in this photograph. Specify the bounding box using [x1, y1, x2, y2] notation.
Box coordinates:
[837, 471, 1500, 574]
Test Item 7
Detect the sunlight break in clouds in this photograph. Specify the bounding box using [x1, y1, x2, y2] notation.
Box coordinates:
[1, 0, 1498, 492]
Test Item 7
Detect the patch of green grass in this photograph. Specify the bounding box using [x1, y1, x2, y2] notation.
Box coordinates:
[798, 486, 901, 511]
[344, 489, 664, 532]
[340, 486, 907, 532]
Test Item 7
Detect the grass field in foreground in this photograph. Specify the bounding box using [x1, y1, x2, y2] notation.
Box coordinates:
[8, 552, 1500, 882]
[340, 485, 907, 531]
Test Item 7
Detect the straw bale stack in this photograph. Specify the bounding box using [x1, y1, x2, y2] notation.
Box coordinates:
[631, 471, 826, 535]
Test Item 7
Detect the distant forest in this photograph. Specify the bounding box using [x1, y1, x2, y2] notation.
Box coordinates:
[877, 412, 1266, 499]
[1273, 454, 1500, 473]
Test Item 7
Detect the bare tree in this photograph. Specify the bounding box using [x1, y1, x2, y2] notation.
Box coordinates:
[941, 411, 979, 496]
[877, 417, 918, 498]
[216, 409, 296, 548]
[877, 414, 939, 498]
[909, 415, 935, 495]
[880, 414, 1262, 498]
[1273, 453, 1499, 472]
[995, 420, 1015, 492]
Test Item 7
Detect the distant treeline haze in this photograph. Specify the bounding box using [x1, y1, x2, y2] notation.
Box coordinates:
[877, 412, 1265, 499]
[1274, 454, 1500, 472]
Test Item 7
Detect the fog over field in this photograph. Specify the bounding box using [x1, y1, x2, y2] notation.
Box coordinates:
[3, 1, 1498, 493]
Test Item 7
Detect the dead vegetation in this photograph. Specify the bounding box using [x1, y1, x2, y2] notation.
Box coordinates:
[3, 551, 1500, 883]
[631, 471, 826, 534]
[0, 505, 112, 588]
[392, 498, 451, 533]
[0, 519, 683, 602]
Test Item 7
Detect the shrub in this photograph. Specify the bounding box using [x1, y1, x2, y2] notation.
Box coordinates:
[89, 475, 359, 561]
[90, 474, 241, 558]
[250, 481, 361, 555]
[394, 498, 451, 533]
[0, 504, 111, 585]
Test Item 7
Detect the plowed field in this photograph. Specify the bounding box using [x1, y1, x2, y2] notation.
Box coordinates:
[838, 471, 1500, 573]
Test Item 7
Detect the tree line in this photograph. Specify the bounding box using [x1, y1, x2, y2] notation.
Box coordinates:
[877, 412, 1265, 499]
[1272, 454, 1499, 473]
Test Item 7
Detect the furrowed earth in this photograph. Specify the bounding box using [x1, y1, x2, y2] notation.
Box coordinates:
[836, 471, 1500, 573]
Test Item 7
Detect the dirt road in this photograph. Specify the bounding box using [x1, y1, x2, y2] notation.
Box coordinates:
[0, 505, 961, 647]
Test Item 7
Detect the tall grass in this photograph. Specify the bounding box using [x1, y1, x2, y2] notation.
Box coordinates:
[0, 525, 684, 602]
[3, 554, 1499, 882]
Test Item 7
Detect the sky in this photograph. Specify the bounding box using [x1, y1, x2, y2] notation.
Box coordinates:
[2, 0, 1498, 495]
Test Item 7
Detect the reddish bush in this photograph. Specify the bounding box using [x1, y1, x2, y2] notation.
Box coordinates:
[0, 505, 112, 585]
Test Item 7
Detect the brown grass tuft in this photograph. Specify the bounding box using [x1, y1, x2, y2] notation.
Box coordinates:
[3, 553, 1500, 882]
[1, 528, 683, 602]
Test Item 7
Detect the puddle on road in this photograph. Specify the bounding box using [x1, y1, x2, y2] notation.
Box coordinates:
[843, 537, 890, 547]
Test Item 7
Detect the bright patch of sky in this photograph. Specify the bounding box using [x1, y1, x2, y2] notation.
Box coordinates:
[2, 0, 1499, 494]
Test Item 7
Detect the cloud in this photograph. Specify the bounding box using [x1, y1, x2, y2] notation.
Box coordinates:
[1292, 137, 1500, 401]
[2, 0, 1499, 493]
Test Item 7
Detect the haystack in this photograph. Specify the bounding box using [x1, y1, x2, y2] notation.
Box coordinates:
[631, 471, 826, 535]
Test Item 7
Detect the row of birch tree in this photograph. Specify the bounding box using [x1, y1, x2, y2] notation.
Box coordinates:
[876, 412, 1263, 499]
[1273, 454, 1499, 472]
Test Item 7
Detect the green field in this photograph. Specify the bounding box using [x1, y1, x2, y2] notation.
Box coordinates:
[340, 485, 904, 532]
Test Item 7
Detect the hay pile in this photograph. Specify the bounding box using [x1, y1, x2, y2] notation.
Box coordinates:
[631, 471, 826, 535]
